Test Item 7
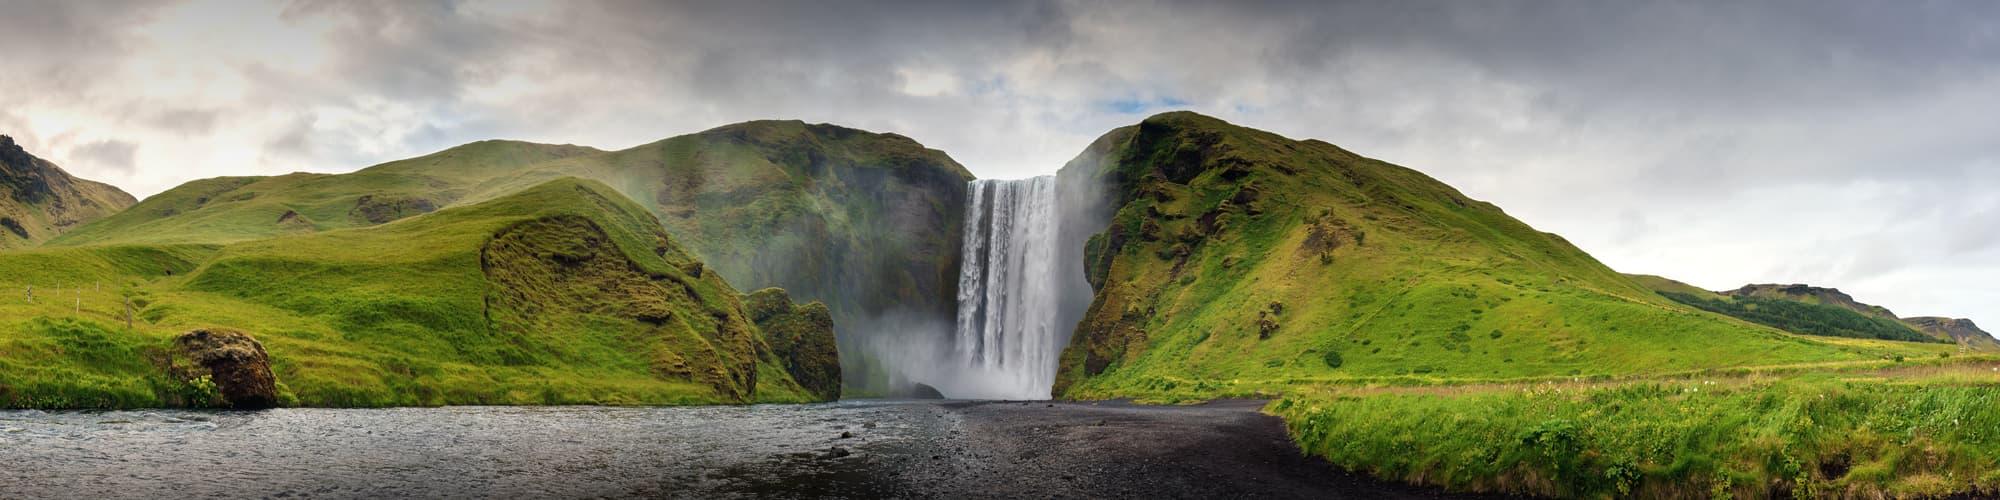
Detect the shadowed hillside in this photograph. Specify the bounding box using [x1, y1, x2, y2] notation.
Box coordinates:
[0, 135, 136, 249]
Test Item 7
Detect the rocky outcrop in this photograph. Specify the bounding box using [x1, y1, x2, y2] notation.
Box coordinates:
[482, 214, 764, 399]
[479, 196, 842, 403]
[1717, 284, 1994, 350]
[0, 134, 137, 248]
[1904, 317, 2000, 350]
[1722, 284, 1897, 319]
[170, 329, 279, 409]
[743, 287, 842, 401]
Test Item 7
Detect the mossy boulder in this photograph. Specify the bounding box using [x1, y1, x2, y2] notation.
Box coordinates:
[169, 329, 279, 409]
[744, 287, 841, 401]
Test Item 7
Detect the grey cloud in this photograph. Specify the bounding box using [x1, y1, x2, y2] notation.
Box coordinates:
[67, 139, 138, 174]
[145, 108, 220, 135]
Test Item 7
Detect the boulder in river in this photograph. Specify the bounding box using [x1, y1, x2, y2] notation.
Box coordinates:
[170, 329, 279, 409]
[905, 382, 946, 400]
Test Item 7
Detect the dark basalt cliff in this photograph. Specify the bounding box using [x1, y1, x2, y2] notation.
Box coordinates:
[1904, 317, 1999, 350]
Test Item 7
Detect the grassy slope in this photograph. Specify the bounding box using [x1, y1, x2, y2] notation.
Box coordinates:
[47, 124, 973, 393]
[467, 120, 974, 392]
[0, 178, 835, 408]
[0, 136, 137, 249]
[1053, 112, 1950, 402]
[49, 140, 602, 246]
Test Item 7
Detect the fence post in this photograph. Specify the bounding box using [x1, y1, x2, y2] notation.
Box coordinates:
[126, 297, 134, 329]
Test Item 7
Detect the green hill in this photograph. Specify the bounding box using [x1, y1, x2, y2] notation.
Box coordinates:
[1, 177, 838, 408]
[1051, 112, 1949, 400]
[0, 135, 136, 248]
[49, 140, 602, 246]
[468, 120, 974, 391]
[50, 122, 974, 393]
[1628, 277, 1992, 349]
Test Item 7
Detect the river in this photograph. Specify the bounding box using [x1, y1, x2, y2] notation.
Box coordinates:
[0, 400, 1494, 499]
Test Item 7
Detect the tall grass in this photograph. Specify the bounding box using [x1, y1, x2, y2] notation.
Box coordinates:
[1275, 366, 2000, 498]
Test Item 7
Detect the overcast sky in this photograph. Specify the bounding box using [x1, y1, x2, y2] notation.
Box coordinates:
[4, 0, 1995, 328]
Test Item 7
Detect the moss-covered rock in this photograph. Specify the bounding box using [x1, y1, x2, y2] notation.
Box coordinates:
[743, 287, 840, 401]
[169, 329, 278, 409]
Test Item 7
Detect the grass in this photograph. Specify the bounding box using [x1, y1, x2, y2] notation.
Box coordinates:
[1274, 358, 2000, 498]
[48, 141, 602, 246]
[1, 177, 837, 408]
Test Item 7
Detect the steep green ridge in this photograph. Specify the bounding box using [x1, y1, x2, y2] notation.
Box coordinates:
[50, 140, 602, 246]
[462, 120, 973, 391]
[0, 135, 137, 248]
[1052, 112, 1949, 400]
[1630, 276, 1992, 349]
[0, 178, 838, 408]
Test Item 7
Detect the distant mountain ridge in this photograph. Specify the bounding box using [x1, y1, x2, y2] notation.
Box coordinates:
[1628, 275, 1996, 350]
[0, 135, 136, 248]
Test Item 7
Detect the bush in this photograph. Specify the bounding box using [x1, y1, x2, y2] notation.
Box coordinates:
[1322, 350, 1344, 369]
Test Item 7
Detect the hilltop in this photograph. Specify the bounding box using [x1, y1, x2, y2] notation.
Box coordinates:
[48, 140, 603, 246]
[0, 135, 136, 248]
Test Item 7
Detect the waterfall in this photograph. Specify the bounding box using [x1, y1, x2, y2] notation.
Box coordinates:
[947, 177, 1066, 400]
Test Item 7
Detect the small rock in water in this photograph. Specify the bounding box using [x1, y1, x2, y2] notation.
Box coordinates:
[1093, 419, 1106, 427]
[862, 422, 877, 429]
[1045, 404, 1054, 408]
[823, 447, 852, 459]
[839, 431, 853, 439]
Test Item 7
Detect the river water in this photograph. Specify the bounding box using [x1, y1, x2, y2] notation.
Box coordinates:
[0, 401, 951, 499]
[0, 400, 1486, 499]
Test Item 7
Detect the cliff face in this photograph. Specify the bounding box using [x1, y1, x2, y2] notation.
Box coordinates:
[1903, 317, 1999, 350]
[1698, 284, 1991, 350]
[474, 120, 975, 393]
[1723, 284, 1899, 319]
[0, 135, 137, 248]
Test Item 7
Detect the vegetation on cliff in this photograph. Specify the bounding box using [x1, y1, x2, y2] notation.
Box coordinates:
[1051, 112, 1948, 400]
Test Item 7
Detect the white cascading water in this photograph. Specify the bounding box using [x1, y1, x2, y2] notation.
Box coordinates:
[948, 176, 1064, 400]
